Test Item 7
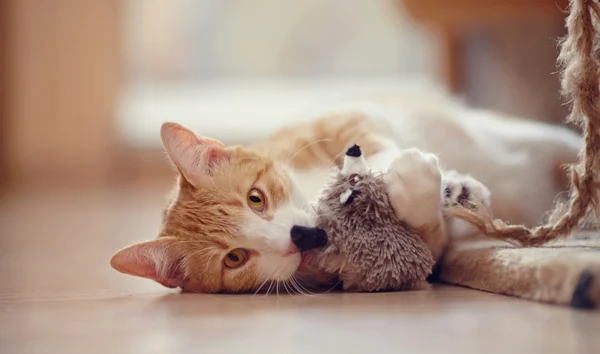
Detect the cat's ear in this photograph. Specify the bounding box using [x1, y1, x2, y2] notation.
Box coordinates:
[110, 237, 185, 289]
[160, 122, 229, 185]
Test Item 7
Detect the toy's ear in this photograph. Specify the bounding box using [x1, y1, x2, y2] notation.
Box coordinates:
[160, 122, 230, 186]
[110, 237, 185, 288]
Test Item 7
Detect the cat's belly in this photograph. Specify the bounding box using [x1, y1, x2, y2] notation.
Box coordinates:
[282, 96, 581, 226]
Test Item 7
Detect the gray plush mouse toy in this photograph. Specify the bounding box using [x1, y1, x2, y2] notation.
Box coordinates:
[302, 144, 435, 292]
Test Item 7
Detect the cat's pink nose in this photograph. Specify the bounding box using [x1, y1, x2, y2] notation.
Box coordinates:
[282, 243, 299, 256]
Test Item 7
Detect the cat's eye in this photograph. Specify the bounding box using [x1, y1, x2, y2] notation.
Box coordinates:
[247, 188, 266, 211]
[223, 248, 248, 268]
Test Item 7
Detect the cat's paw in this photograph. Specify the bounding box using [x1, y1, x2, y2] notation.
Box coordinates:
[442, 171, 492, 238]
[384, 148, 442, 229]
[442, 170, 491, 210]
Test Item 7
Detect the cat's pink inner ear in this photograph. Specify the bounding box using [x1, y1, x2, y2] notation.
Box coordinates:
[160, 122, 229, 184]
[110, 237, 184, 289]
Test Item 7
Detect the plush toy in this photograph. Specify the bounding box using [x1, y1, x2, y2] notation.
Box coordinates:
[302, 144, 435, 292]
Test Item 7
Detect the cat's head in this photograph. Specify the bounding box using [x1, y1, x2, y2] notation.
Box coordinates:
[110, 122, 326, 293]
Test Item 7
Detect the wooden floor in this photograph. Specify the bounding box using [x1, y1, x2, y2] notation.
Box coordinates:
[1, 186, 599, 354]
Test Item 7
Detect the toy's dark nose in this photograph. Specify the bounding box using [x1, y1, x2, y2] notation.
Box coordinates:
[290, 226, 328, 252]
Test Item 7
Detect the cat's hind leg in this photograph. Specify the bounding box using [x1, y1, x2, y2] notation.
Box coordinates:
[438, 171, 600, 308]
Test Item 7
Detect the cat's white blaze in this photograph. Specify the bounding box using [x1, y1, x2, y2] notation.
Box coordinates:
[242, 209, 302, 281]
[252, 180, 318, 282]
[243, 205, 295, 251]
[242, 188, 309, 281]
[286, 170, 318, 227]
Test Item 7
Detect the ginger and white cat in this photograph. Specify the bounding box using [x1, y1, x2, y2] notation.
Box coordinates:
[110, 91, 582, 293]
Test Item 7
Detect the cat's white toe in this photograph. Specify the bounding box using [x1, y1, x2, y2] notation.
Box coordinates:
[442, 171, 491, 209]
[442, 171, 492, 238]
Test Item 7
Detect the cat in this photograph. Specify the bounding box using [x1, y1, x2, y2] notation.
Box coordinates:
[110, 89, 582, 293]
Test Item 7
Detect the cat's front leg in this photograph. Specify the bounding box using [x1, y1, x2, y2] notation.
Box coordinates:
[383, 148, 448, 260]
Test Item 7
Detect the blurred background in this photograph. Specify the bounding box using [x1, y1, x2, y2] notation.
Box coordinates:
[1, 0, 570, 191]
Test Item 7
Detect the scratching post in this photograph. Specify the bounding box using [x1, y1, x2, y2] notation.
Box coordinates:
[453, 0, 600, 246]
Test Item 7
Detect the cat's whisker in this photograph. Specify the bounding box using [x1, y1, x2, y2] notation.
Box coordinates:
[285, 272, 306, 295]
[266, 281, 275, 295]
[294, 276, 316, 296]
[290, 276, 310, 297]
[321, 282, 342, 294]
[320, 179, 361, 197]
[294, 273, 321, 296]
[282, 280, 293, 295]
[289, 277, 299, 294]
[291, 279, 303, 296]
[293, 270, 341, 296]
[288, 274, 304, 293]
[288, 279, 300, 296]
[265, 280, 275, 297]
[322, 148, 347, 170]
[253, 278, 270, 296]
[303, 276, 341, 295]
[283, 138, 333, 166]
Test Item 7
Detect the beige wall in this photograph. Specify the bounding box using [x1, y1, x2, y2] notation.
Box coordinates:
[3, 0, 121, 188]
[1, 0, 8, 185]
